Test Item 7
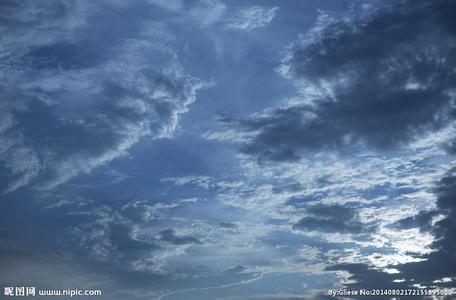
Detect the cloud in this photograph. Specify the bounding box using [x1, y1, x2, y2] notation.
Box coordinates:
[388, 210, 438, 232]
[293, 204, 369, 234]
[218, 222, 239, 229]
[159, 229, 203, 245]
[110, 223, 160, 255]
[4, 1, 456, 298]
[325, 263, 403, 290]
[66, 200, 198, 273]
[324, 167, 456, 291]
[161, 175, 213, 189]
[209, 1, 456, 162]
[67, 205, 157, 263]
[0, 1, 204, 192]
[183, 1, 278, 31]
[293, 216, 361, 234]
[396, 168, 456, 287]
[224, 6, 279, 31]
[121, 201, 178, 223]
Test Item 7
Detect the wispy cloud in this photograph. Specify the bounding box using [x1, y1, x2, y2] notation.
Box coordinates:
[0, 1, 205, 192]
[224, 6, 279, 31]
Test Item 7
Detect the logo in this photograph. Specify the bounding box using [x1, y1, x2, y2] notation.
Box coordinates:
[4, 286, 36, 297]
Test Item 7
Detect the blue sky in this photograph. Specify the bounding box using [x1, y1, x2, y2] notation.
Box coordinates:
[1, 1, 456, 299]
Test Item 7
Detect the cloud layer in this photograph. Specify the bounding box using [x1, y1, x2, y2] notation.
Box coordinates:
[2, 1, 456, 299]
[209, 1, 456, 162]
[0, 1, 203, 192]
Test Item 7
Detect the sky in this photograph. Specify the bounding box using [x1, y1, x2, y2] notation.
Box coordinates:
[1, 0, 456, 299]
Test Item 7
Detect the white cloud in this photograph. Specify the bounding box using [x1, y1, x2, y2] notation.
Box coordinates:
[224, 6, 279, 31]
[161, 175, 213, 189]
[179, 1, 278, 31]
[0, 1, 206, 192]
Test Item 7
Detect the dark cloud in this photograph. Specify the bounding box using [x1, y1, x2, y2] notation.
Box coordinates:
[3, 1, 456, 299]
[159, 229, 202, 245]
[389, 210, 437, 232]
[64, 202, 170, 272]
[293, 204, 372, 234]
[218, 222, 239, 229]
[272, 182, 303, 194]
[224, 265, 246, 274]
[221, 0, 456, 162]
[325, 263, 405, 296]
[396, 168, 456, 287]
[293, 216, 362, 234]
[329, 168, 456, 291]
[109, 223, 159, 255]
[306, 204, 354, 220]
[285, 188, 330, 208]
